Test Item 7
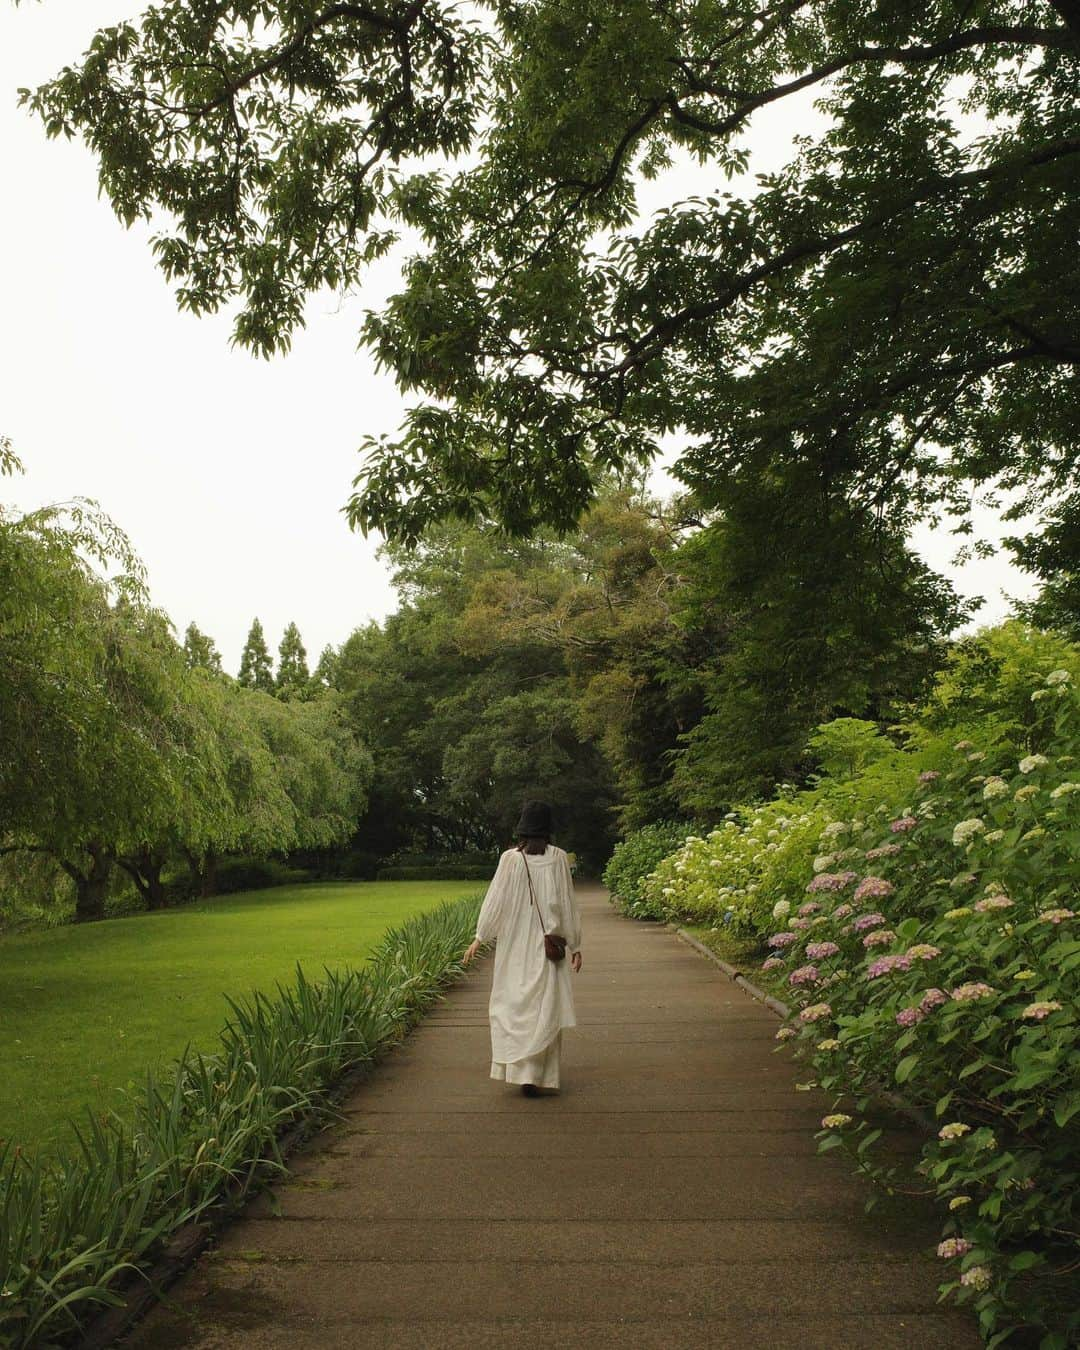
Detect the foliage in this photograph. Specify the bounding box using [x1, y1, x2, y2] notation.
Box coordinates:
[275, 620, 310, 699]
[602, 820, 694, 915]
[1, 468, 371, 922]
[641, 800, 837, 932]
[27, 4, 1080, 600]
[237, 617, 274, 693]
[0, 892, 481, 1347]
[767, 676, 1080, 1347]
[376, 864, 496, 881]
[182, 622, 223, 674]
[618, 631, 1080, 1342]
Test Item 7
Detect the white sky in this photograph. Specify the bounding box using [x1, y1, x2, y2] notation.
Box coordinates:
[1, 2, 1034, 675]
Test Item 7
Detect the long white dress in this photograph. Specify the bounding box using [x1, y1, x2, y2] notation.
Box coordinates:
[475, 844, 582, 1089]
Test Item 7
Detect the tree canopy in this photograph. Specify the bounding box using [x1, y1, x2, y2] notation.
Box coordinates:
[22, 0, 1080, 605]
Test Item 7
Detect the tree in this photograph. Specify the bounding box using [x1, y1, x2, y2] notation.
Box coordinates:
[276, 621, 310, 699]
[311, 643, 341, 692]
[23, 2, 1080, 586]
[237, 617, 274, 692]
[182, 621, 223, 674]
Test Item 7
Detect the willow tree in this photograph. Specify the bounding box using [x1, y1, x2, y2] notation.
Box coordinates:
[23, 2, 1080, 593]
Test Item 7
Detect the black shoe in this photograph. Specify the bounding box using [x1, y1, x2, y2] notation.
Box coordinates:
[521, 1084, 540, 1097]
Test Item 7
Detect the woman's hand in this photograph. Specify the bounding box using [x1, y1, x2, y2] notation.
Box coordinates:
[462, 939, 481, 965]
[571, 950, 582, 973]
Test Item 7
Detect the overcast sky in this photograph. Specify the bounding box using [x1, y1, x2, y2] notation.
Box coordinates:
[1, 3, 1034, 675]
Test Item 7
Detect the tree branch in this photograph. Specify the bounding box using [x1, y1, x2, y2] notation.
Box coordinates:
[668, 26, 1076, 143]
[597, 137, 1080, 379]
[180, 0, 428, 117]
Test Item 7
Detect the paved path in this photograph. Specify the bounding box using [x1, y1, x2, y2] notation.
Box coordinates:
[125, 886, 977, 1349]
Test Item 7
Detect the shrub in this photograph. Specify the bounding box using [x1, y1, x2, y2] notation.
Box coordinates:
[640, 801, 836, 933]
[0, 894, 481, 1348]
[212, 857, 312, 894]
[756, 667, 1080, 1344]
[375, 864, 495, 881]
[602, 820, 695, 917]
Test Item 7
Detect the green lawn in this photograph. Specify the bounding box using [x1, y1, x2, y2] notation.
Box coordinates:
[0, 881, 481, 1154]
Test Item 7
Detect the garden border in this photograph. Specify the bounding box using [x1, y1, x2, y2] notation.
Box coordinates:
[76, 1053, 385, 1350]
[672, 924, 935, 1135]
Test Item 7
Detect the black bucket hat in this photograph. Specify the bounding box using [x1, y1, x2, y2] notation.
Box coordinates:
[515, 799, 553, 838]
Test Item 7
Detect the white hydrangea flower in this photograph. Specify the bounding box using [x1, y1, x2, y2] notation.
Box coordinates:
[1019, 754, 1049, 774]
[1050, 781, 1079, 799]
[1046, 669, 1072, 686]
[952, 818, 986, 848]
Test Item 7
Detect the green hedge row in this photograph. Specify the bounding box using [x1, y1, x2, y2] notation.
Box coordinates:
[0, 894, 482, 1348]
[375, 864, 495, 881]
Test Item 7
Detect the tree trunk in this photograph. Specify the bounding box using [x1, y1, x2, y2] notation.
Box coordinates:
[119, 846, 170, 909]
[182, 847, 218, 898]
[68, 843, 113, 922]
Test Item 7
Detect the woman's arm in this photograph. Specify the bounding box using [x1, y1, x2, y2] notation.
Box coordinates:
[561, 850, 583, 970]
[464, 851, 511, 961]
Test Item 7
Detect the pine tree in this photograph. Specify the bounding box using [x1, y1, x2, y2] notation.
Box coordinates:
[312, 643, 340, 691]
[238, 617, 274, 692]
[182, 621, 223, 674]
[276, 621, 310, 699]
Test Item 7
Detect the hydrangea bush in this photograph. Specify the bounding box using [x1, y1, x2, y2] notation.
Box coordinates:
[639, 798, 835, 932]
[601, 820, 695, 917]
[764, 669, 1080, 1346]
[615, 642, 1080, 1344]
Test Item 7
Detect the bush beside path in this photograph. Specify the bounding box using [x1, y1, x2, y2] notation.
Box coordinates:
[125, 885, 977, 1349]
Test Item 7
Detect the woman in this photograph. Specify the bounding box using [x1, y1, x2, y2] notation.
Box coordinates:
[463, 800, 583, 1096]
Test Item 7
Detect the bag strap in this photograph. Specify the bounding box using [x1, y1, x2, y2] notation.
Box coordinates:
[517, 846, 547, 938]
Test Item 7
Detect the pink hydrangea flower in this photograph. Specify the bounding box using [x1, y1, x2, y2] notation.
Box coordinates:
[798, 901, 822, 916]
[937, 1238, 972, 1259]
[919, 770, 941, 784]
[866, 954, 913, 979]
[1021, 1001, 1062, 1020]
[853, 912, 888, 931]
[799, 1002, 832, 1023]
[788, 964, 820, 987]
[833, 903, 853, 919]
[789, 917, 812, 930]
[806, 871, 858, 893]
[865, 844, 902, 860]
[767, 932, 798, 948]
[805, 941, 841, 960]
[890, 816, 918, 833]
[895, 1006, 924, 1028]
[854, 877, 895, 902]
[974, 896, 1013, 913]
[862, 928, 897, 948]
[920, 988, 948, 1013]
[761, 957, 784, 971]
[951, 982, 996, 1002]
[906, 944, 941, 961]
[1039, 908, 1075, 925]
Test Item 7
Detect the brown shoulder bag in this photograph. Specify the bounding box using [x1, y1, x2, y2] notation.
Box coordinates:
[519, 846, 567, 962]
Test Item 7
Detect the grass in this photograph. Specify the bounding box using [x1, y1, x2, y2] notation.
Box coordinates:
[0, 880, 480, 1154]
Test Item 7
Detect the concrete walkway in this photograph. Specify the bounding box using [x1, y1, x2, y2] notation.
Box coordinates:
[125, 886, 977, 1349]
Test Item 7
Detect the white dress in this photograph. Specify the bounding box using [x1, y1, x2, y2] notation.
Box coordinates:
[475, 845, 582, 1089]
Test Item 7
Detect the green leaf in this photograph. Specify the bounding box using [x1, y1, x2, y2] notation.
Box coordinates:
[895, 1053, 920, 1084]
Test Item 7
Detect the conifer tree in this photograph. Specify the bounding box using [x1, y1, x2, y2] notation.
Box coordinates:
[237, 617, 274, 692]
[312, 643, 340, 691]
[182, 621, 223, 674]
[276, 621, 310, 699]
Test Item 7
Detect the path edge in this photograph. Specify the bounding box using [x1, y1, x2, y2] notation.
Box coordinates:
[76, 957, 491, 1350]
[670, 923, 934, 1134]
